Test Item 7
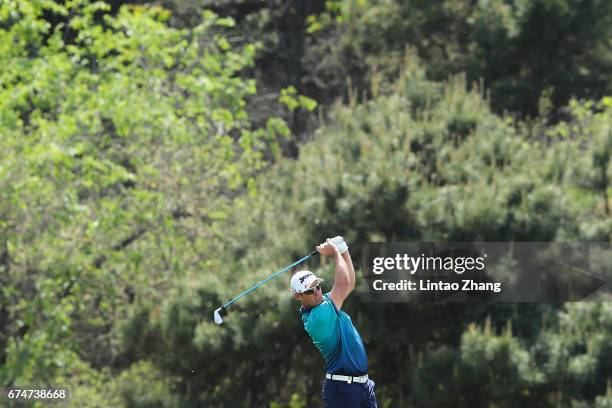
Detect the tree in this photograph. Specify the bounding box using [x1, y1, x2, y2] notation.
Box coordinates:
[0, 0, 287, 391]
[304, 0, 612, 116]
[122, 51, 610, 405]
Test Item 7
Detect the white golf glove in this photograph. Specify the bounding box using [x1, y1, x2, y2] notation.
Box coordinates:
[330, 236, 348, 254]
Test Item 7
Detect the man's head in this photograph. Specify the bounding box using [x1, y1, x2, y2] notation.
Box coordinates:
[290, 270, 324, 308]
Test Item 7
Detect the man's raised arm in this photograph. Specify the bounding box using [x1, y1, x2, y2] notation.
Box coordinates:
[316, 238, 354, 309]
[342, 246, 356, 291]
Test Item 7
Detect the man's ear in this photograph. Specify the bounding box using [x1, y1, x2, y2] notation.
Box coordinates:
[293, 293, 301, 301]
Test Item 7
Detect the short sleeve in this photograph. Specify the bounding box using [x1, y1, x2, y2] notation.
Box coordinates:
[305, 297, 337, 343]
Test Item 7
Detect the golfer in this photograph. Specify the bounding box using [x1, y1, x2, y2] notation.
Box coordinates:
[291, 237, 377, 407]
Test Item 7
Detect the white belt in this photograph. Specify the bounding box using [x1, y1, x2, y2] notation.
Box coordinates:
[325, 373, 368, 384]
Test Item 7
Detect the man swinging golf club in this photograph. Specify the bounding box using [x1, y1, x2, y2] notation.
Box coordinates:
[291, 236, 377, 407]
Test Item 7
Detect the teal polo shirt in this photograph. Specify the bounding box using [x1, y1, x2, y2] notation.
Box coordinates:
[300, 293, 368, 375]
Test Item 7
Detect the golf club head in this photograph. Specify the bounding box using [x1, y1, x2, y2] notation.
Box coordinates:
[214, 307, 224, 325]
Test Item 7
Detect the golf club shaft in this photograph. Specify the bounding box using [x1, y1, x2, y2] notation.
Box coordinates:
[221, 250, 318, 309]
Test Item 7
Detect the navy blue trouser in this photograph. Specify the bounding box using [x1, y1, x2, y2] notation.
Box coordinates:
[322, 378, 377, 407]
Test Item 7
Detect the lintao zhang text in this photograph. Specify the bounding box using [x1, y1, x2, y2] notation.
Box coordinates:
[372, 279, 502, 293]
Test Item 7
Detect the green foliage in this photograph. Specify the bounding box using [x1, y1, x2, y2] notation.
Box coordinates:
[114, 361, 184, 408]
[279, 86, 318, 113]
[269, 393, 308, 408]
[59, 359, 183, 408]
[411, 320, 538, 407]
[411, 302, 612, 407]
[2, 1, 611, 407]
[0, 0, 286, 390]
[125, 54, 610, 406]
[305, 0, 612, 116]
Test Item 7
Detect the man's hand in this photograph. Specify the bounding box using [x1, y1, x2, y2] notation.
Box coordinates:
[320, 236, 351, 309]
[316, 238, 340, 257]
[329, 236, 348, 254]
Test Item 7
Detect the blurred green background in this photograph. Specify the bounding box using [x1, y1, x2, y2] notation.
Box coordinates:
[0, 0, 611, 407]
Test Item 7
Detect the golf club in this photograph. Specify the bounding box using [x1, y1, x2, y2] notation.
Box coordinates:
[214, 249, 318, 325]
